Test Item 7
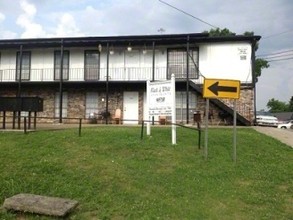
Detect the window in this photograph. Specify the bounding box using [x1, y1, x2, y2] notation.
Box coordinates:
[55, 92, 68, 118]
[54, 51, 69, 80]
[167, 48, 198, 79]
[85, 51, 100, 80]
[176, 91, 197, 123]
[16, 51, 31, 81]
[85, 92, 99, 118]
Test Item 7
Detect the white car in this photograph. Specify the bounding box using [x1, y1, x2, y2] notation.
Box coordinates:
[255, 115, 279, 127]
[277, 120, 293, 129]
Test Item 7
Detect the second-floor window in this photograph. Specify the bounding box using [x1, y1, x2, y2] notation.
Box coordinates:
[85, 50, 100, 80]
[16, 51, 31, 81]
[167, 48, 199, 79]
[54, 50, 69, 81]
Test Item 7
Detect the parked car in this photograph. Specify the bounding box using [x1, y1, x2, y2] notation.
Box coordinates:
[255, 115, 279, 127]
[277, 120, 293, 129]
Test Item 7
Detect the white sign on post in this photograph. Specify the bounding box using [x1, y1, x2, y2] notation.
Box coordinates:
[146, 74, 176, 144]
[148, 81, 172, 116]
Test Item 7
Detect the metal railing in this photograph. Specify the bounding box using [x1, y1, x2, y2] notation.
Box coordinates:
[0, 67, 203, 82]
[0, 67, 171, 82]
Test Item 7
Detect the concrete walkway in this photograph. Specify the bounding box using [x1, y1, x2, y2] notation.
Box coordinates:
[253, 126, 293, 148]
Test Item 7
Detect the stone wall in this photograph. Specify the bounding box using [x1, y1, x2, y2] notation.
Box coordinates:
[0, 85, 254, 125]
[195, 86, 254, 125]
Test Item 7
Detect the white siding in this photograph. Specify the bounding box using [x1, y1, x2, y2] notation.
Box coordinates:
[199, 42, 252, 83]
[31, 49, 54, 81]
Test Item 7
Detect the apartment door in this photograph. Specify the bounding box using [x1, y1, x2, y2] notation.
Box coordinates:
[123, 91, 139, 124]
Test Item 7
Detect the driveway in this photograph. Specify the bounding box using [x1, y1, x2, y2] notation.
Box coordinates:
[253, 126, 293, 148]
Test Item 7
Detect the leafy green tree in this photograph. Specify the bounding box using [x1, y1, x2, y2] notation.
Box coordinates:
[288, 96, 293, 111]
[255, 58, 269, 82]
[203, 28, 269, 82]
[267, 98, 289, 113]
[203, 28, 235, 36]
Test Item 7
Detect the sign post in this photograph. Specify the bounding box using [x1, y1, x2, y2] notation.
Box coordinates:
[171, 74, 176, 145]
[146, 80, 151, 136]
[204, 98, 209, 160]
[203, 78, 240, 162]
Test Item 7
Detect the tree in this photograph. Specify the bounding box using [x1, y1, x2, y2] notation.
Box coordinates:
[267, 98, 289, 113]
[203, 28, 235, 36]
[203, 28, 269, 82]
[255, 58, 269, 82]
[289, 96, 293, 111]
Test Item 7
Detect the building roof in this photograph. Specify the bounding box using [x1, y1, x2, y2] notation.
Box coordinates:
[0, 33, 261, 49]
[272, 112, 293, 121]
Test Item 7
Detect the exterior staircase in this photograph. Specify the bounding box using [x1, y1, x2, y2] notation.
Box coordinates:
[189, 80, 252, 126]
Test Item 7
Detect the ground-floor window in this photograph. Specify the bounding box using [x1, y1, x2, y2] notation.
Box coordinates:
[55, 92, 68, 118]
[85, 92, 98, 118]
[176, 91, 197, 123]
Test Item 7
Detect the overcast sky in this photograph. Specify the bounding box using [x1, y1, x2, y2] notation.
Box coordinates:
[0, 0, 292, 110]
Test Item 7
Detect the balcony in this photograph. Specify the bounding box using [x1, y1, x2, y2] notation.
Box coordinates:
[0, 67, 170, 82]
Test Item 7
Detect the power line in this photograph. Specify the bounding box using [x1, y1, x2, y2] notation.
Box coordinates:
[257, 49, 293, 58]
[158, 0, 219, 29]
[267, 57, 293, 63]
[262, 29, 293, 39]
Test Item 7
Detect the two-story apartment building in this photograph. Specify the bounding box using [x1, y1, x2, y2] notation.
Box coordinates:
[0, 33, 260, 125]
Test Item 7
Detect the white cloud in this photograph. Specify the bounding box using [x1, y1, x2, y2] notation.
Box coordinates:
[0, 30, 18, 39]
[0, 12, 5, 22]
[16, 0, 46, 38]
[50, 13, 84, 37]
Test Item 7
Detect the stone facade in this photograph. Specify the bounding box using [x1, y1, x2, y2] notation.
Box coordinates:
[195, 86, 254, 125]
[0, 85, 254, 125]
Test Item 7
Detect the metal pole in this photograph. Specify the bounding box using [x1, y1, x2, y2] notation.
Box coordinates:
[251, 39, 257, 125]
[24, 116, 27, 134]
[2, 111, 6, 129]
[34, 111, 37, 129]
[17, 45, 23, 97]
[152, 41, 155, 125]
[186, 35, 190, 124]
[171, 74, 176, 145]
[152, 41, 155, 81]
[141, 120, 144, 140]
[17, 45, 23, 130]
[204, 99, 209, 160]
[79, 118, 82, 137]
[233, 99, 237, 162]
[197, 122, 201, 149]
[59, 39, 64, 123]
[106, 42, 110, 125]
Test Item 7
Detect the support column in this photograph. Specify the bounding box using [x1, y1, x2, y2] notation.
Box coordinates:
[186, 35, 190, 124]
[152, 41, 156, 125]
[106, 42, 110, 124]
[252, 39, 257, 125]
[59, 39, 64, 123]
[152, 41, 155, 81]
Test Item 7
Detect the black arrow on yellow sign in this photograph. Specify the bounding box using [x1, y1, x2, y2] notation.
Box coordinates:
[208, 81, 237, 96]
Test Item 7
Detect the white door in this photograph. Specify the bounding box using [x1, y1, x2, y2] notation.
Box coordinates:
[123, 91, 139, 124]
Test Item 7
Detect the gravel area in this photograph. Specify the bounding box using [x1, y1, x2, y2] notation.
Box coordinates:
[253, 126, 293, 148]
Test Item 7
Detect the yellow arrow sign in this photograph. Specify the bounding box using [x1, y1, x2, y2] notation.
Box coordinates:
[203, 79, 240, 99]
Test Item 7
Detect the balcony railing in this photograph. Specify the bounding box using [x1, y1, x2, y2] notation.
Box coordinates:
[0, 67, 172, 82]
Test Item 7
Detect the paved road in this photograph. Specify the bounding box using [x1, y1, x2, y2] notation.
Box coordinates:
[253, 126, 293, 148]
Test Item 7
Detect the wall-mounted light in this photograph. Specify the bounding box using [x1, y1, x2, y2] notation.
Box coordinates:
[109, 45, 114, 55]
[142, 44, 147, 54]
[98, 44, 102, 52]
[127, 43, 132, 52]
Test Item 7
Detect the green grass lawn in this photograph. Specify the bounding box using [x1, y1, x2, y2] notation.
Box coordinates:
[0, 126, 292, 219]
